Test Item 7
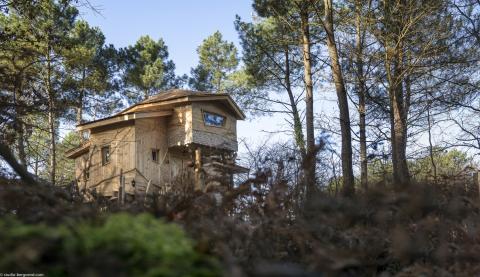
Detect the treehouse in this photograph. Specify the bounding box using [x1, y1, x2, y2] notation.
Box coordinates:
[66, 89, 248, 201]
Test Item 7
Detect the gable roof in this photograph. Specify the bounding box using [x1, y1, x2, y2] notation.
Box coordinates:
[119, 89, 245, 118]
[76, 89, 246, 131]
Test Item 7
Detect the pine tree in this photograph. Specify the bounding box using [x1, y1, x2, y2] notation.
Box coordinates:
[235, 16, 306, 155]
[121, 36, 178, 103]
[63, 20, 115, 125]
[189, 31, 238, 92]
[27, 0, 77, 185]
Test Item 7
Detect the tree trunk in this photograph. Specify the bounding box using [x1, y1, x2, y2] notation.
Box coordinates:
[382, 0, 410, 186]
[15, 121, 27, 169]
[76, 99, 83, 125]
[390, 96, 409, 185]
[427, 100, 437, 183]
[355, 0, 368, 191]
[48, 92, 56, 187]
[284, 47, 306, 156]
[34, 154, 39, 176]
[324, 0, 355, 196]
[358, 83, 368, 190]
[46, 45, 56, 186]
[388, 53, 410, 186]
[76, 67, 85, 126]
[0, 142, 37, 185]
[300, 8, 316, 199]
[14, 79, 27, 169]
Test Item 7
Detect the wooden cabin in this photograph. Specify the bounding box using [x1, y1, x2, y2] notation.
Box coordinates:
[66, 89, 247, 201]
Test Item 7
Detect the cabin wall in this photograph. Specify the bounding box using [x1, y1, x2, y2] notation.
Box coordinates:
[85, 122, 136, 197]
[191, 102, 238, 151]
[135, 117, 196, 195]
[134, 117, 169, 195]
[167, 105, 193, 148]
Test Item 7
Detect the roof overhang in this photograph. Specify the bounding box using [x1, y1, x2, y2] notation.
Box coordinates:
[65, 141, 90, 159]
[189, 95, 246, 120]
[119, 94, 246, 120]
[76, 110, 173, 131]
[210, 161, 249, 174]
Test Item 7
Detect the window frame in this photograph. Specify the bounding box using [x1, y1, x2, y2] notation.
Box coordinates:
[101, 145, 111, 166]
[202, 110, 226, 128]
[151, 148, 160, 163]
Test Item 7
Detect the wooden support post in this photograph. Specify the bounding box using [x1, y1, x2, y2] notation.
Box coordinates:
[144, 180, 152, 203]
[118, 169, 122, 205]
[120, 168, 125, 205]
[194, 148, 203, 191]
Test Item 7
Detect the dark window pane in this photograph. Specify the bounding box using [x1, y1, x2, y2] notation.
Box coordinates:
[102, 146, 110, 166]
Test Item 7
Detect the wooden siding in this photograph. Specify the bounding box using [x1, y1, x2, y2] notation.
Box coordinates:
[77, 122, 136, 197]
[134, 117, 195, 195]
[191, 102, 238, 151]
[133, 117, 169, 194]
[167, 105, 193, 148]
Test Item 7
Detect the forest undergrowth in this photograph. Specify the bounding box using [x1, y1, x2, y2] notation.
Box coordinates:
[1, 174, 479, 277]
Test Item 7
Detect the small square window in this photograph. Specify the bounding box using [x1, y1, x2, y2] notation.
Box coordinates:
[101, 146, 110, 166]
[81, 130, 90, 141]
[152, 149, 160, 163]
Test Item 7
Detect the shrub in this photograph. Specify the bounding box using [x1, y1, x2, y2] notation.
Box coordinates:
[0, 213, 220, 276]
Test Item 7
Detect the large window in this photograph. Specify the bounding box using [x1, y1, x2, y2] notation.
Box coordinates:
[203, 111, 226, 127]
[101, 145, 110, 166]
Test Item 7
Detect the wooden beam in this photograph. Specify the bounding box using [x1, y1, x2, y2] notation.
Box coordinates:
[194, 148, 204, 191]
[119, 168, 125, 205]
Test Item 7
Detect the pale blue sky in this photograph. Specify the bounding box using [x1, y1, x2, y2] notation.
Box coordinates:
[80, 0, 252, 76]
